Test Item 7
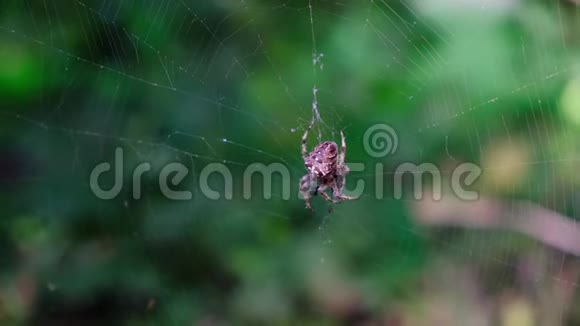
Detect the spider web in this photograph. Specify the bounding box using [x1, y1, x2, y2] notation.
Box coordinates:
[1, 0, 580, 323]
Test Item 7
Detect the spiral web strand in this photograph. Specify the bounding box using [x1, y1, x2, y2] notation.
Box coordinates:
[1, 0, 580, 322]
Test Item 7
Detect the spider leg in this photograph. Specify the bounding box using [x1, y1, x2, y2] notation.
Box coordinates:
[301, 119, 316, 161]
[331, 177, 358, 203]
[315, 184, 337, 204]
[320, 188, 338, 204]
[299, 174, 315, 210]
[313, 185, 320, 196]
[339, 130, 346, 165]
[333, 193, 357, 202]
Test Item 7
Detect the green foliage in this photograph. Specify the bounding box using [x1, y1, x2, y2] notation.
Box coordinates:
[0, 0, 579, 324]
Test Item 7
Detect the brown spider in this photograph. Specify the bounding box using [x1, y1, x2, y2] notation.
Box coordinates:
[299, 122, 357, 210]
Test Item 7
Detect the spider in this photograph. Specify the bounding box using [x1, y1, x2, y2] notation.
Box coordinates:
[299, 122, 357, 210]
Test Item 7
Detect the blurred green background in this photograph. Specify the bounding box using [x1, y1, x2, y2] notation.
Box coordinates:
[1, 0, 580, 324]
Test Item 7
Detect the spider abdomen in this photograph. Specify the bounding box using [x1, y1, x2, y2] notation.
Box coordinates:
[305, 141, 338, 178]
